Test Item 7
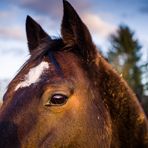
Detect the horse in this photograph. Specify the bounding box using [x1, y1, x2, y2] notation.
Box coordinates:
[0, 0, 148, 147]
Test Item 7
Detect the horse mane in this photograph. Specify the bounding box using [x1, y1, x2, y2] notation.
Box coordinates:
[95, 56, 148, 146]
[28, 38, 64, 62]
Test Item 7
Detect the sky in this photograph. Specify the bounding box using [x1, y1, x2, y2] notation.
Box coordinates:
[0, 0, 148, 96]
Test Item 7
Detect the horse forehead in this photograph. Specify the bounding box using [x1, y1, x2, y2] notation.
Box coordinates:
[13, 52, 82, 92]
[15, 61, 49, 91]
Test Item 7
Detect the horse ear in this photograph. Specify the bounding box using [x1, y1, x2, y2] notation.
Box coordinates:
[26, 15, 50, 53]
[61, 0, 96, 62]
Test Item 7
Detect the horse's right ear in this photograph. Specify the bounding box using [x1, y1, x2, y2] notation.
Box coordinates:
[61, 0, 96, 63]
[26, 15, 50, 53]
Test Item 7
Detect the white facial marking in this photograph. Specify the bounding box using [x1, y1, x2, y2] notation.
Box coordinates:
[15, 61, 49, 91]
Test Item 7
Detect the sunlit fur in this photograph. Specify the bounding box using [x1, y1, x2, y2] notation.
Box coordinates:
[0, 1, 147, 147]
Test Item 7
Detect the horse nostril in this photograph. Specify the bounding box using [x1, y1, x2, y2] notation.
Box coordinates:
[0, 121, 20, 148]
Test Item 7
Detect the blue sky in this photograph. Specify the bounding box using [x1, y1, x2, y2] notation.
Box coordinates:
[0, 0, 148, 82]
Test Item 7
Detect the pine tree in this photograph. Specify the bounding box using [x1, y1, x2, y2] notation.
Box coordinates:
[108, 24, 143, 101]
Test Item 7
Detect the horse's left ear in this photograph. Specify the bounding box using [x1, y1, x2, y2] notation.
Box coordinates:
[26, 15, 50, 53]
[61, 0, 96, 62]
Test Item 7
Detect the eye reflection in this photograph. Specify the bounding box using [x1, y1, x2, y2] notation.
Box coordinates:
[46, 94, 68, 106]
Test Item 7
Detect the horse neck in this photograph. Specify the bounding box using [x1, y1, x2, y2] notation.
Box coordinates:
[95, 56, 148, 147]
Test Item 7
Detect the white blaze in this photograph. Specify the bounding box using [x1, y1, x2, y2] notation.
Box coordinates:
[15, 61, 49, 91]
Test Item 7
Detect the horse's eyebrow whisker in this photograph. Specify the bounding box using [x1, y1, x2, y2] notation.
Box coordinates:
[44, 79, 75, 90]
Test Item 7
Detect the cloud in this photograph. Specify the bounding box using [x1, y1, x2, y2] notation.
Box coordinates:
[0, 7, 26, 41]
[21, 0, 62, 17]
[0, 0, 94, 38]
[0, 26, 25, 40]
[18, 0, 92, 19]
[139, 6, 148, 14]
[0, 0, 117, 53]
[0, 11, 11, 18]
[0, 47, 26, 56]
[138, 0, 148, 14]
[82, 12, 116, 38]
[0, 9, 19, 24]
[0, 53, 29, 79]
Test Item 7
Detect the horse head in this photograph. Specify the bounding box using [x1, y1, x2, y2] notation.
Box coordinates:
[0, 1, 148, 147]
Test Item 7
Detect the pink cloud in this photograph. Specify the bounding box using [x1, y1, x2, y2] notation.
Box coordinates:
[82, 12, 116, 38]
[0, 26, 25, 40]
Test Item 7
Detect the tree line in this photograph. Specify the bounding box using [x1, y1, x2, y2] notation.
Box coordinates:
[106, 24, 148, 115]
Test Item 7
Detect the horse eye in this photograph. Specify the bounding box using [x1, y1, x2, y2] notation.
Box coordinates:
[46, 94, 68, 106]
